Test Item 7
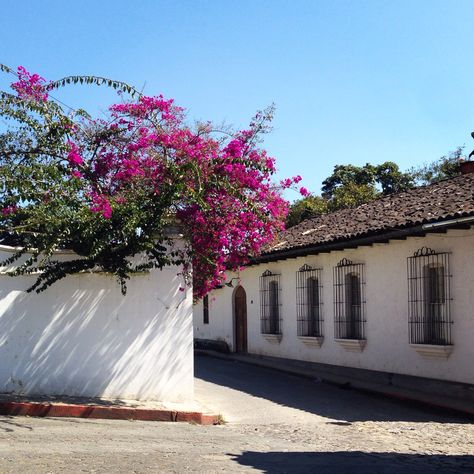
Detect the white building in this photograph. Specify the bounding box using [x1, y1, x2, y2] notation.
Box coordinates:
[194, 165, 474, 405]
[0, 247, 193, 403]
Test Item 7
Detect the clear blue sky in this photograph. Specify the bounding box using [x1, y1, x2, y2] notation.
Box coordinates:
[1, 0, 474, 200]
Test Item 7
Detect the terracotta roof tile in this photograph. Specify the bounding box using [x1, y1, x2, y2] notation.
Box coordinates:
[264, 173, 474, 255]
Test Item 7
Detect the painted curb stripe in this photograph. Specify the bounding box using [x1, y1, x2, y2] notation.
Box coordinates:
[0, 401, 219, 425]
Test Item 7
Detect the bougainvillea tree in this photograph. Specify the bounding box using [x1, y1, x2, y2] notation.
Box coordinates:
[0, 65, 306, 299]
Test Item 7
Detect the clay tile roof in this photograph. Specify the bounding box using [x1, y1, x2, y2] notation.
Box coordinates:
[264, 173, 474, 256]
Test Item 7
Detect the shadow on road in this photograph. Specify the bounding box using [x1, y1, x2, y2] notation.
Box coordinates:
[0, 416, 33, 432]
[230, 450, 474, 474]
[195, 355, 471, 423]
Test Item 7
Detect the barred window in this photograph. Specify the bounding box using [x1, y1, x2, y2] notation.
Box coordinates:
[203, 295, 209, 324]
[296, 264, 323, 337]
[333, 258, 366, 340]
[407, 247, 452, 345]
[260, 270, 281, 334]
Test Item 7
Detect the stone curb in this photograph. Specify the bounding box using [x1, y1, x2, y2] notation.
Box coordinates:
[0, 400, 219, 425]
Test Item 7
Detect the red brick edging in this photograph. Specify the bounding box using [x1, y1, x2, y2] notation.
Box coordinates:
[0, 401, 219, 425]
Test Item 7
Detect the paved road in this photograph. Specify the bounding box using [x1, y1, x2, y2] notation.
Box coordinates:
[0, 354, 473, 473]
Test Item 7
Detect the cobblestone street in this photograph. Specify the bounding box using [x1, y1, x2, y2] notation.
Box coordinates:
[0, 355, 472, 473]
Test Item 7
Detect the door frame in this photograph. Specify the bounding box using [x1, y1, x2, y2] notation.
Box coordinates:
[233, 285, 248, 353]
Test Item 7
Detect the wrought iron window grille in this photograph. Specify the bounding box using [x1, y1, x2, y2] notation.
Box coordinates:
[296, 264, 323, 337]
[260, 269, 282, 334]
[407, 247, 452, 345]
[333, 258, 366, 340]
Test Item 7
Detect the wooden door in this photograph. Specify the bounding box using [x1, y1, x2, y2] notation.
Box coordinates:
[234, 286, 248, 353]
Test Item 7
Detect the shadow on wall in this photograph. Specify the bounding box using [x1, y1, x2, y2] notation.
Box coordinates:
[230, 451, 474, 474]
[0, 267, 193, 402]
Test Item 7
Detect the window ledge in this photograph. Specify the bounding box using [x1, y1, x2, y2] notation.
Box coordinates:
[298, 336, 324, 347]
[262, 334, 282, 343]
[410, 344, 453, 359]
[335, 338, 366, 352]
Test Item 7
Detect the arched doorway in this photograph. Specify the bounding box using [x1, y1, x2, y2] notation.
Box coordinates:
[234, 286, 248, 353]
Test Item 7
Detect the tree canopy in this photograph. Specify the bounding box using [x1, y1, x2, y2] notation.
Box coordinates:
[0, 65, 304, 299]
[409, 146, 463, 185]
[321, 162, 414, 199]
[287, 155, 463, 228]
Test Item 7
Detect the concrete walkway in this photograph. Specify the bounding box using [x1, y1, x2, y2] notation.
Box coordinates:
[195, 349, 474, 416]
[195, 353, 458, 424]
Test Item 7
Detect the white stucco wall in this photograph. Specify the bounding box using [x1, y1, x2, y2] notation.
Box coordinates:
[194, 229, 474, 384]
[0, 247, 193, 402]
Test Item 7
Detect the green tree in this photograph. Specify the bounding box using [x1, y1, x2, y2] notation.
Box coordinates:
[328, 182, 379, 211]
[285, 195, 328, 228]
[321, 162, 413, 199]
[321, 164, 376, 199]
[409, 147, 463, 185]
[374, 162, 414, 194]
[286, 161, 413, 227]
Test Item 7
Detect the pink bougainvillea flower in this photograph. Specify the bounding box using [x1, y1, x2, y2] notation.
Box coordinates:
[11, 66, 50, 102]
[1, 205, 17, 216]
[90, 193, 112, 219]
[7, 65, 304, 298]
[299, 186, 310, 197]
[67, 142, 84, 166]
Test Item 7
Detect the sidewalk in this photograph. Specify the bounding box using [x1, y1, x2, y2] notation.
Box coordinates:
[196, 349, 474, 418]
[0, 393, 219, 425]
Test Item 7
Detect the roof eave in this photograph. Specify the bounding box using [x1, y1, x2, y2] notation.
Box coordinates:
[252, 214, 474, 265]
